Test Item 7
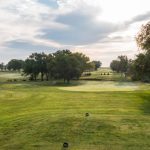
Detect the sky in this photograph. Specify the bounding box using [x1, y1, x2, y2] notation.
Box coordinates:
[0, 0, 150, 66]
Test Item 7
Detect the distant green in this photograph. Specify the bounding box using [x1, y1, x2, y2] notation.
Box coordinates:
[81, 68, 128, 81]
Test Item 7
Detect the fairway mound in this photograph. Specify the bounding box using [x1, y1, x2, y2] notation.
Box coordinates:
[58, 81, 140, 92]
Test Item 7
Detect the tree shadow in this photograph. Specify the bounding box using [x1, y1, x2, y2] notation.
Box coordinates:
[139, 93, 150, 115]
[51, 80, 84, 87]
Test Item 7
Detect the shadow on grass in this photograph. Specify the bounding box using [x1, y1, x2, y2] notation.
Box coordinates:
[0, 80, 86, 89]
[26, 80, 86, 87]
[139, 93, 150, 115]
[1, 113, 150, 150]
[10, 117, 117, 143]
[33, 117, 126, 147]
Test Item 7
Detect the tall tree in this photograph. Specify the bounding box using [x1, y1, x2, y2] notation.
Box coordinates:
[130, 21, 150, 82]
[110, 60, 120, 73]
[136, 21, 150, 52]
[73, 52, 90, 73]
[118, 55, 128, 75]
[34, 53, 47, 81]
[92, 61, 102, 71]
[110, 55, 128, 76]
[54, 50, 90, 83]
[23, 58, 39, 81]
[24, 53, 48, 81]
[45, 54, 55, 81]
[86, 62, 95, 72]
[7, 59, 24, 71]
[0, 63, 4, 71]
[130, 52, 150, 81]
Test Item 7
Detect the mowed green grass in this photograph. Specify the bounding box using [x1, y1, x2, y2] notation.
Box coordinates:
[0, 73, 150, 150]
[0, 72, 23, 82]
[59, 81, 147, 92]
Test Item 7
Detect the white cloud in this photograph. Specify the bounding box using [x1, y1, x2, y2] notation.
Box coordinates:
[0, 0, 150, 66]
[0, 0, 64, 47]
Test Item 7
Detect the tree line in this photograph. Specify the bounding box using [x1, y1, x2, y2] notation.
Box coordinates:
[1, 21, 150, 82]
[1, 50, 102, 83]
[110, 21, 150, 82]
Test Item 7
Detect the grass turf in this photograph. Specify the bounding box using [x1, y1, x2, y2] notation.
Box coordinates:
[0, 80, 150, 150]
[58, 81, 147, 92]
[0, 71, 23, 82]
[80, 68, 128, 81]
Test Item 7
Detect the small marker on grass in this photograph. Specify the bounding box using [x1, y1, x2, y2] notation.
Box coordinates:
[63, 142, 69, 148]
[85, 113, 89, 117]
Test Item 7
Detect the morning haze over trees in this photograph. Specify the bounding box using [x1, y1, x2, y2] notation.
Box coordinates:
[0, 21, 150, 83]
[1, 50, 101, 83]
[110, 21, 150, 82]
[11, 50, 98, 83]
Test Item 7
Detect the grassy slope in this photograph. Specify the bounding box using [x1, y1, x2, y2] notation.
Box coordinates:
[0, 72, 23, 82]
[0, 80, 150, 150]
[58, 81, 145, 92]
[81, 68, 128, 81]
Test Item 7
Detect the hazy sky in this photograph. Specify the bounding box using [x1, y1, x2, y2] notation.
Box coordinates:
[0, 0, 150, 66]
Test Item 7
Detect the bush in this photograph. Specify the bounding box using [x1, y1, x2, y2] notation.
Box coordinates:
[141, 76, 150, 83]
[83, 73, 91, 76]
[131, 74, 150, 83]
[7, 79, 13, 82]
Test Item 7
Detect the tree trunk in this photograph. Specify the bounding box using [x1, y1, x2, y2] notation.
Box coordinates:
[41, 73, 44, 81]
[46, 73, 49, 81]
[124, 73, 127, 79]
[67, 78, 70, 84]
[30, 74, 34, 81]
[34, 74, 37, 81]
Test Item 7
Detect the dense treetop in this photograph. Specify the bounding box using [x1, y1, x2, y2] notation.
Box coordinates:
[22, 50, 99, 82]
[136, 21, 150, 52]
